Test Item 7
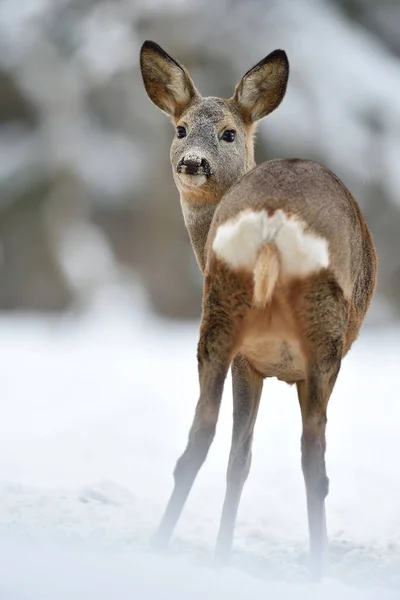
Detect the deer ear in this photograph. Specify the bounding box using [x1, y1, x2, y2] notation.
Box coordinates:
[233, 49, 289, 122]
[140, 40, 199, 118]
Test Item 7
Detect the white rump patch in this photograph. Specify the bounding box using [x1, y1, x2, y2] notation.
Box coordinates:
[212, 209, 329, 277]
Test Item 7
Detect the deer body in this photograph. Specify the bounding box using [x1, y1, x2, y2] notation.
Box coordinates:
[140, 41, 377, 577]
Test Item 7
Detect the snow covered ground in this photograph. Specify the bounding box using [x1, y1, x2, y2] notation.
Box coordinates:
[0, 295, 399, 598]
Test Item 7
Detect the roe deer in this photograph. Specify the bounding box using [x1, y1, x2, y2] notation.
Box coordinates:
[140, 40, 377, 577]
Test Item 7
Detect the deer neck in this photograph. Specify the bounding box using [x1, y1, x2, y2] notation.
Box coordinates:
[180, 195, 220, 274]
[178, 154, 256, 272]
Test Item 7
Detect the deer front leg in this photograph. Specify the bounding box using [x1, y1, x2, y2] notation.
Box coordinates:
[153, 364, 227, 549]
[215, 354, 263, 564]
[153, 305, 234, 549]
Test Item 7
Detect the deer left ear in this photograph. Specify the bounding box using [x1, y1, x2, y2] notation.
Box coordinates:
[140, 40, 199, 118]
[233, 49, 289, 122]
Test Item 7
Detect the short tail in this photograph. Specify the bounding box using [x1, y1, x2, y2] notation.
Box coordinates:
[253, 242, 280, 308]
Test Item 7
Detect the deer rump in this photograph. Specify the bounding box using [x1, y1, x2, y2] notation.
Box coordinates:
[212, 207, 330, 308]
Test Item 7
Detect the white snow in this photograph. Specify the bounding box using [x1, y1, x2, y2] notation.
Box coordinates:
[0, 296, 399, 598]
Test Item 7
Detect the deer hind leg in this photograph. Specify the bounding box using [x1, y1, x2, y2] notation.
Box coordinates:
[294, 274, 348, 579]
[153, 272, 243, 549]
[215, 353, 263, 564]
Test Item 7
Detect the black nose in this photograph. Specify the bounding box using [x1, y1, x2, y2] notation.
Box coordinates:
[177, 156, 212, 177]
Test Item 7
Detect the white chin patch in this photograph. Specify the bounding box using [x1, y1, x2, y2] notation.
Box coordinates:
[179, 173, 207, 188]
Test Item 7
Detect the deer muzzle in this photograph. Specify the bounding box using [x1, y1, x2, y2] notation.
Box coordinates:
[177, 155, 212, 178]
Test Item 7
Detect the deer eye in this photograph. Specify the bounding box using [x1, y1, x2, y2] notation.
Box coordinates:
[221, 130, 236, 142]
[176, 126, 186, 139]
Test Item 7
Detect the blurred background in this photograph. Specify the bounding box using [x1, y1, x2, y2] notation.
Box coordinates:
[0, 0, 399, 323]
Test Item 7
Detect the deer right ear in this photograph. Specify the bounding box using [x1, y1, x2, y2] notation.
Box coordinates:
[140, 41, 199, 118]
[233, 49, 289, 122]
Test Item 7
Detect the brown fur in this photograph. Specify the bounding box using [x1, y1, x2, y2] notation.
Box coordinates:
[140, 40, 377, 577]
[253, 242, 280, 308]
